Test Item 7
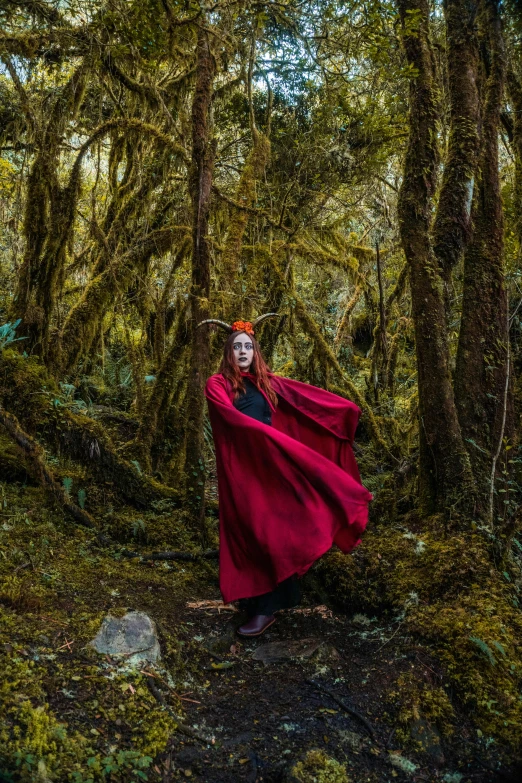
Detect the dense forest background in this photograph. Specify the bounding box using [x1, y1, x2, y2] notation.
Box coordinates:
[2, 1, 522, 781]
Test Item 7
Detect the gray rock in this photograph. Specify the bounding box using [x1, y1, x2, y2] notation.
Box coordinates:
[89, 611, 161, 664]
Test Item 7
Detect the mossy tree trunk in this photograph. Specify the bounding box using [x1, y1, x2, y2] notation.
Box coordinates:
[455, 0, 512, 519]
[11, 63, 89, 357]
[129, 302, 189, 472]
[432, 0, 480, 306]
[55, 226, 180, 374]
[183, 27, 216, 539]
[506, 67, 522, 251]
[396, 0, 475, 517]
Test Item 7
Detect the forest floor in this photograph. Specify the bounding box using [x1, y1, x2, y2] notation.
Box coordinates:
[1, 479, 522, 782]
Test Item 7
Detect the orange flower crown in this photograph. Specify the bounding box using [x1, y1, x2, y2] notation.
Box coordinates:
[231, 320, 255, 335]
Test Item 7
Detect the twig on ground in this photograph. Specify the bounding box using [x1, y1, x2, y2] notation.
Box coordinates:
[374, 620, 405, 652]
[140, 670, 201, 702]
[145, 676, 214, 745]
[13, 562, 30, 573]
[187, 599, 237, 612]
[386, 727, 396, 749]
[205, 649, 226, 663]
[306, 678, 378, 743]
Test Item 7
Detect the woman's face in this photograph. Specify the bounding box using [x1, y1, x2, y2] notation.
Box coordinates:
[232, 332, 254, 372]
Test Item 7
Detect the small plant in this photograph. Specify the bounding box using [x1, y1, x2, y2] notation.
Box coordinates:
[71, 750, 153, 781]
[0, 320, 27, 350]
[62, 477, 73, 499]
[469, 636, 497, 666]
[77, 489, 87, 509]
[132, 518, 147, 542]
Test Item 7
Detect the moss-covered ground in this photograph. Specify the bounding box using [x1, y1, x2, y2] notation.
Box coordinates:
[1, 467, 522, 781]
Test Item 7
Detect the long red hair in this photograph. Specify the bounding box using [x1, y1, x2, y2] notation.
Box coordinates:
[219, 331, 278, 407]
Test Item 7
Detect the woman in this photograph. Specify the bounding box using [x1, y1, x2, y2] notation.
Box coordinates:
[202, 315, 372, 637]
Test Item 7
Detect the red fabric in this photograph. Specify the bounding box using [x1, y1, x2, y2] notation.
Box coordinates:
[205, 372, 372, 604]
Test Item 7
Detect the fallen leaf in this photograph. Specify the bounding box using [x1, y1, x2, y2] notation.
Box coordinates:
[210, 661, 235, 670]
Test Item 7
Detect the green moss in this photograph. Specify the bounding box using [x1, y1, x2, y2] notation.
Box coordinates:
[0, 348, 180, 510]
[291, 750, 350, 783]
[131, 705, 177, 756]
[313, 520, 522, 747]
[387, 672, 455, 748]
[0, 478, 211, 780]
[0, 656, 92, 781]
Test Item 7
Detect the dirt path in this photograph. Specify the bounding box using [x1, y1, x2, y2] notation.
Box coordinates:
[157, 588, 518, 783]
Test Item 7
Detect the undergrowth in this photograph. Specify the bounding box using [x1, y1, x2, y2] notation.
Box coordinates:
[313, 517, 522, 748]
[0, 480, 217, 781]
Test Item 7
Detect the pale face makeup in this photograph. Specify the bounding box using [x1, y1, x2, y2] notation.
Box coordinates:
[232, 332, 254, 372]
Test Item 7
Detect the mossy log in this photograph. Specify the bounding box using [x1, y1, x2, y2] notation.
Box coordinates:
[0, 349, 179, 508]
[0, 403, 97, 529]
[0, 431, 34, 483]
[121, 549, 218, 562]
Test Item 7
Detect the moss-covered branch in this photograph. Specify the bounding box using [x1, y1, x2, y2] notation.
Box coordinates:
[0, 350, 179, 508]
[0, 403, 97, 529]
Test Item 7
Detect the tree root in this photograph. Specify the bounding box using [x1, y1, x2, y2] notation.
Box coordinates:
[0, 403, 97, 530]
[144, 675, 214, 745]
[306, 678, 378, 743]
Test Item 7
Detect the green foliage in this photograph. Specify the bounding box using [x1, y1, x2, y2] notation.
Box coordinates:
[469, 636, 498, 667]
[0, 321, 26, 350]
[62, 476, 73, 499]
[77, 488, 87, 509]
[0, 480, 204, 780]
[291, 750, 350, 783]
[312, 519, 522, 746]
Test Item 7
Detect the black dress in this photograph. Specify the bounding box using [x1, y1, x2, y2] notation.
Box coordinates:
[233, 377, 301, 616]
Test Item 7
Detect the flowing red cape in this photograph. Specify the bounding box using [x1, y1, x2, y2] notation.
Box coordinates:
[205, 372, 372, 604]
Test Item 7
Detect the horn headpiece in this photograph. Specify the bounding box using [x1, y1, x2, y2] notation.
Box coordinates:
[197, 313, 279, 336]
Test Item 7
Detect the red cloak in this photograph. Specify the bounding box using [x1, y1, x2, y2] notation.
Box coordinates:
[205, 372, 372, 604]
